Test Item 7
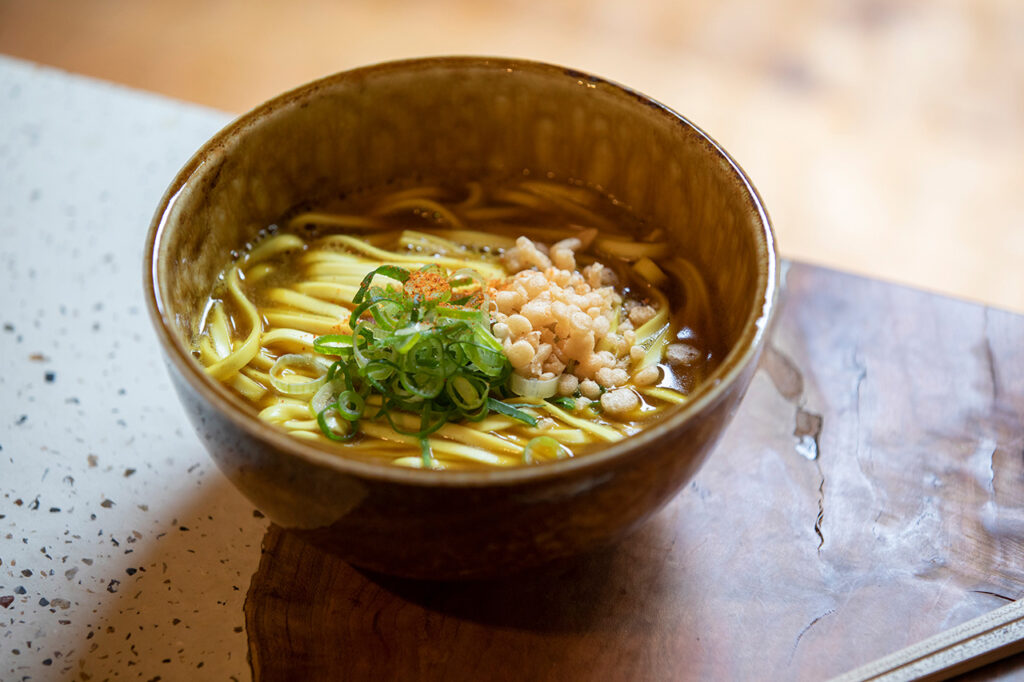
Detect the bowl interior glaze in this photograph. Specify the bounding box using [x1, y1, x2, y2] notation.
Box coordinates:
[145, 57, 778, 579]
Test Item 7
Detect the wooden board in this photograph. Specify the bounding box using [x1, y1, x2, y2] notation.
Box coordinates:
[244, 262, 1024, 680]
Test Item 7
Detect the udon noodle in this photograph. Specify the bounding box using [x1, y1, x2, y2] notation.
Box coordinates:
[193, 177, 717, 470]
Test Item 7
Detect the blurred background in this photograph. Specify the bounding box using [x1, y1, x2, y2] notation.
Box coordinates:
[2, 0, 1021, 312]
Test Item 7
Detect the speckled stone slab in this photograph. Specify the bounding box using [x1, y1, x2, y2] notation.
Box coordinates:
[0, 56, 267, 680]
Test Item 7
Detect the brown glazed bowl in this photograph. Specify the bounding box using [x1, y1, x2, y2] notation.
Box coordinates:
[145, 57, 778, 580]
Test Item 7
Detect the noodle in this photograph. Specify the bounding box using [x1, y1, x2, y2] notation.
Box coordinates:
[193, 178, 718, 470]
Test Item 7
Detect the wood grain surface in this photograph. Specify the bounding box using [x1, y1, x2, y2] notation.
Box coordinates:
[244, 262, 1024, 681]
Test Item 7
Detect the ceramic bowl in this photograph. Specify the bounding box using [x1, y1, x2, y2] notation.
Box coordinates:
[144, 57, 778, 579]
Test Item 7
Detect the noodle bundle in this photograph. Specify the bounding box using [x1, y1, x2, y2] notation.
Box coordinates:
[193, 178, 716, 470]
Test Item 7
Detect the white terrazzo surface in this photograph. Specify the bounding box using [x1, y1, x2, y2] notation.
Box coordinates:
[0, 56, 268, 680]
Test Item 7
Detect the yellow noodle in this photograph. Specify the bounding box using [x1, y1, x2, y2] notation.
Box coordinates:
[510, 398, 623, 442]
[398, 230, 465, 255]
[207, 302, 233, 358]
[371, 197, 465, 231]
[228, 374, 266, 402]
[292, 281, 360, 305]
[288, 212, 382, 231]
[245, 233, 305, 265]
[262, 309, 348, 336]
[283, 419, 319, 430]
[392, 456, 445, 469]
[305, 264, 403, 281]
[666, 256, 713, 337]
[515, 181, 618, 230]
[518, 180, 609, 210]
[491, 188, 554, 213]
[240, 366, 272, 385]
[359, 421, 516, 466]
[595, 238, 669, 261]
[258, 403, 313, 423]
[383, 412, 522, 454]
[460, 205, 530, 221]
[204, 267, 261, 381]
[321, 235, 505, 279]
[248, 349, 277, 372]
[455, 181, 483, 209]
[246, 262, 276, 283]
[473, 415, 518, 431]
[420, 229, 517, 251]
[301, 249, 364, 264]
[520, 427, 587, 444]
[197, 334, 220, 366]
[260, 328, 317, 353]
[199, 335, 267, 400]
[435, 425, 522, 453]
[640, 386, 689, 405]
[265, 288, 351, 319]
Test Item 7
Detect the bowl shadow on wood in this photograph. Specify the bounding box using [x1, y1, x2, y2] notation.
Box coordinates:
[245, 504, 698, 672]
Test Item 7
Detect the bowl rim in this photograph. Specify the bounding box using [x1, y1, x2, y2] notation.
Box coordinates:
[144, 55, 779, 488]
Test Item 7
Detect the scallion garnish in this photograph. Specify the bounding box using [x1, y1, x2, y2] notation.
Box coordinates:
[485, 398, 538, 427]
[310, 263, 524, 441]
[548, 396, 578, 411]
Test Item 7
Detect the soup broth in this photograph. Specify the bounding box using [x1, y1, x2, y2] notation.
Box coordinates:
[193, 176, 719, 470]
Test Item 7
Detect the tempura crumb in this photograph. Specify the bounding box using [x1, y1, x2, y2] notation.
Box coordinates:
[666, 343, 702, 366]
[600, 388, 640, 415]
[628, 305, 657, 327]
[579, 379, 602, 400]
[557, 373, 579, 397]
[633, 365, 661, 386]
[491, 235, 662, 410]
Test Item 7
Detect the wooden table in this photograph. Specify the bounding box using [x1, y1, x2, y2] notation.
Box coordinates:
[1, 57, 1021, 681]
[245, 263, 1024, 680]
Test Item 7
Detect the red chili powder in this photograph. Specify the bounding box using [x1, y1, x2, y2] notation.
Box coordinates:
[404, 269, 451, 302]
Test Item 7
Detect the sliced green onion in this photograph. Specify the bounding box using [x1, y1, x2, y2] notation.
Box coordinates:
[446, 374, 487, 411]
[472, 324, 504, 353]
[362, 358, 398, 391]
[399, 369, 445, 400]
[349, 294, 407, 331]
[313, 334, 352, 355]
[310, 378, 345, 416]
[383, 402, 450, 438]
[435, 306, 487, 324]
[354, 265, 410, 304]
[486, 398, 538, 427]
[351, 322, 374, 369]
[449, 267, 485, 290]
[335, 390, 366, 421]
[269, 354, 330, 397]
[549, 396, 577, 411]
[523, 436, 570, 464]
[419, 437, 433, 468]
[510, 373, 558, 399]
[316, 406, 357, 441]
[302, 258, 532, 450]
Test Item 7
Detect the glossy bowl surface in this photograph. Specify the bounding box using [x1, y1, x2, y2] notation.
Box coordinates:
[145, 56, 778, 579]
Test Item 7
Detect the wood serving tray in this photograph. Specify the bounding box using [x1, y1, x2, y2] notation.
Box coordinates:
[243, 263, 1024, 680]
